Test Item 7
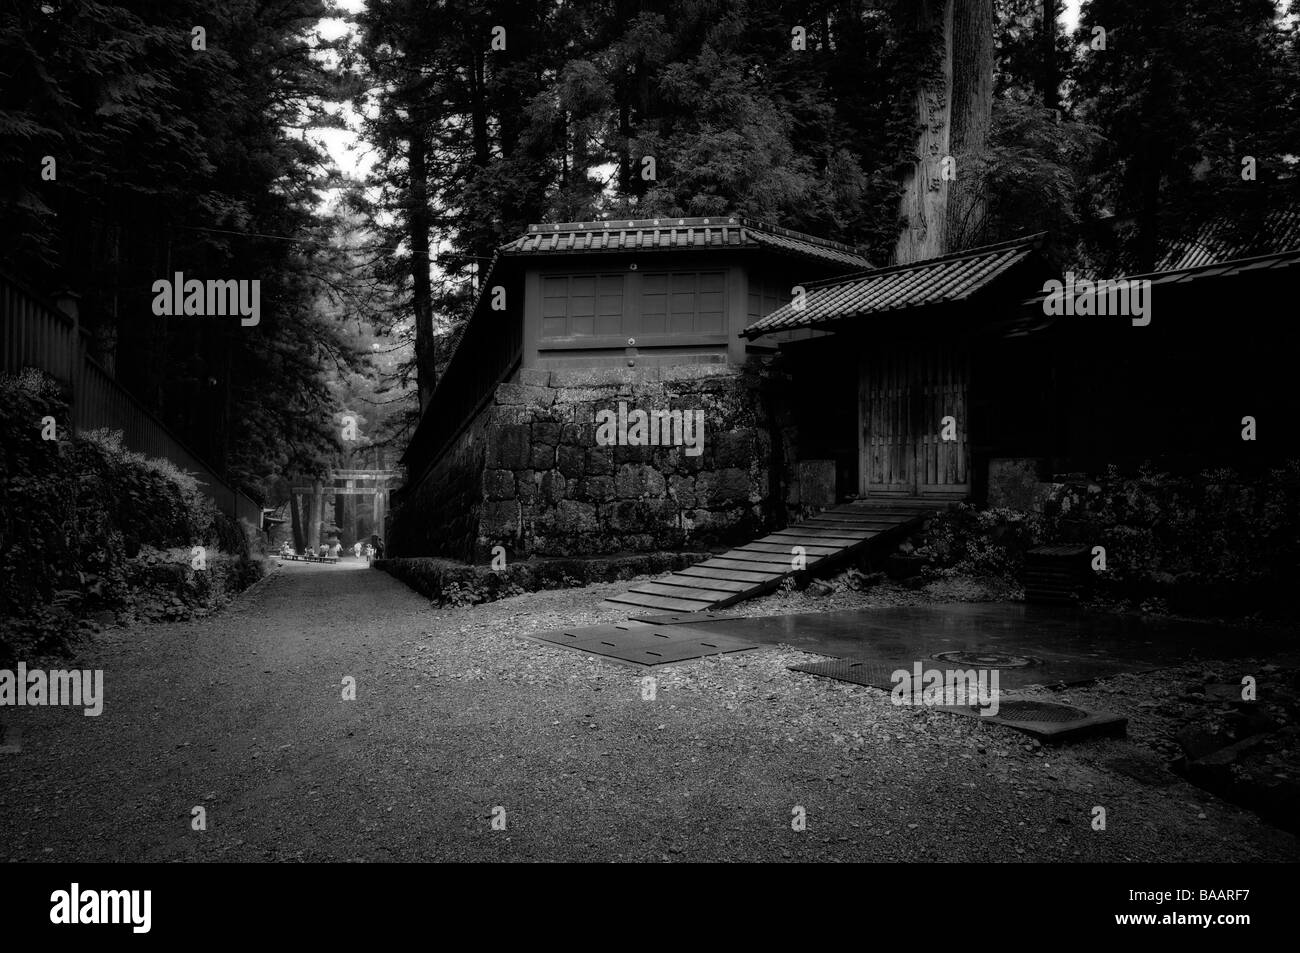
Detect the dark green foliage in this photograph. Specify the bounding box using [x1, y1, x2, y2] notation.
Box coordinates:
[1071, 0, 1298, 270]
[914, 462, 1300, 618]
[917, 503, 1043, 581]
[377, 550, 710, 608]
[0, 370, 262, 662]
[348, 0, 935, 392]
[0, 0, 357, 504]
[1062, 463, 1300, 616]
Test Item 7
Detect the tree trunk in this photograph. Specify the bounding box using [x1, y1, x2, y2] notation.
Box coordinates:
[618, 99, 632, 196]
[288, 487, 304, 551]
[1041, 0, 1059, 114]
[407, 105, 437, 413]
[946, 0, 994, 251]
[468, 39, 494, 262]
[894, 0, 954, 264]
[470, 43, 491, 171]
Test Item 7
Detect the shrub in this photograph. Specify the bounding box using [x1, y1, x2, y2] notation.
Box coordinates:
[912, 461, 1300, 617]
[916, 503, 1045, 582]
[0, 369, 262, 662]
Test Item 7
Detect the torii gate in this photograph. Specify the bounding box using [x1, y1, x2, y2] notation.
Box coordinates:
[290, 469, 403, 551]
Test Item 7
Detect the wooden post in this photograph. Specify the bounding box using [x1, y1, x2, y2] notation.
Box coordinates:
[288, 489, 305, 552]
[54, 290, 84, 432]
[308, 479, 323, 549]
[333, 476, 346, 542]
[340, 475, 356, 543]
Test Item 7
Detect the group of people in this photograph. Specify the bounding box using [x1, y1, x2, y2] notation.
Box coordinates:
[277, 537, 384, 561]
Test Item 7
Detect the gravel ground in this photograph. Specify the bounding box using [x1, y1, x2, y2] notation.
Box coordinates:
[1, 559, 1295, 862]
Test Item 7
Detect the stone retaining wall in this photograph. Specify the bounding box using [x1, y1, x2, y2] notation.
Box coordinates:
[391, 360, 804, 560]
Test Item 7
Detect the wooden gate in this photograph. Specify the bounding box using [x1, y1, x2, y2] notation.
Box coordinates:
[859, 342, 969, 498]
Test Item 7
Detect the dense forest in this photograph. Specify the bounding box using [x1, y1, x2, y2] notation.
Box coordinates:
[2, 0, 1297, 507]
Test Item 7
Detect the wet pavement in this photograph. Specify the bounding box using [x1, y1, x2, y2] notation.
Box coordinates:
[640, 604, 1299, 690]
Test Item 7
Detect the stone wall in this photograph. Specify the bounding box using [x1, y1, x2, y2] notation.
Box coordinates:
[483, 362, 796, 558]
[387, 405, 492, 560]
[391, 360, 803, 561]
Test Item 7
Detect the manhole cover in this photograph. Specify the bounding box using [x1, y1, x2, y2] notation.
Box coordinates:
[983, 700, 1089, 723]
[932, 651, 1041, 668]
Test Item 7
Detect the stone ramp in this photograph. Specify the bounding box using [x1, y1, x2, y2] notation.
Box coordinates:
[605, 499, 943, 613]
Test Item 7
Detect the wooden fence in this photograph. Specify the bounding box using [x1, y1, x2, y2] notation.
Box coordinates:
[1, 271, 261, 528]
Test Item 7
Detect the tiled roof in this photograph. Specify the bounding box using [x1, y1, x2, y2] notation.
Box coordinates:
[741, 234, 1042, 339]
[1155, 206, 1300, 270]
[502, 216, 873, 270]
[1021, 246, 1300, 305]
[995, 246, 1300, 338]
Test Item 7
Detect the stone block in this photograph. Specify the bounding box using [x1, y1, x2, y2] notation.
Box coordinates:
[517, 368, 551, 388]
[539, 470, 566, 505]
[496, 382, 554, 407]
[657, 362, 734, 383]
[551, 366, 656, 388]
[553, 499, 598, 536]
[578, 475, 615, 502]
[586, 448, 615, 476]
[712, 428, 757, 468]
[486, 424, 531, 469]
[557, 444, 585, 478]
[532, 420, 562, 447]
[606, 498, 676, 533]
[696, 467, 756, 506]
[613, 443, 653, 464]
[668, 474, 696, 508]
[614, 464, 667, 499]
[516, 469, 538, 503]
[484, 469, 515, 501]
[530, 444, 556, 470]
[479, 500, 520, 538]
[560, 422, 594, 446]
[659, 362, 738, 383]
[491, 404, 535, 425]
[556, 387, 612, 405]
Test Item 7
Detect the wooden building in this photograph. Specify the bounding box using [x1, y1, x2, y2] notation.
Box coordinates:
[401, 216, 871, 484]
[392, 211, 1300, 560]
[742, 231, 1300, 505]
[390, 218, 872, 559]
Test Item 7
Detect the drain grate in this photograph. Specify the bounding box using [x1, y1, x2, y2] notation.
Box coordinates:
[932, 651, 1041, 668]
[628, 611, 750, 625]
[788, 658, 899, 689]
[980, 700, 1089, 723]
[527, 622, 760, 666]
[938, 698, 1126, 742]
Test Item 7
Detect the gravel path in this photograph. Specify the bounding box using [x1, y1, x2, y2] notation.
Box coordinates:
[2, 560, 1295, 862]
